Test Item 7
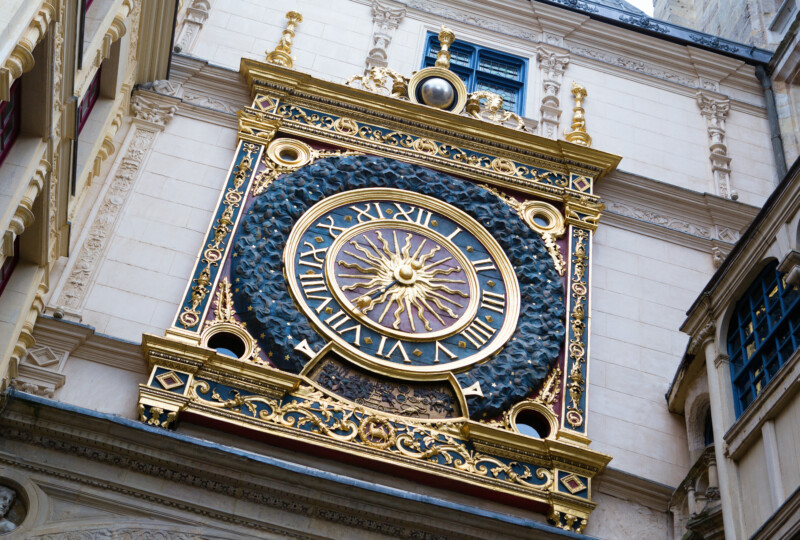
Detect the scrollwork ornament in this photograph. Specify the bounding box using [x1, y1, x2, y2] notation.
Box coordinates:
[187, 380, 556, 491]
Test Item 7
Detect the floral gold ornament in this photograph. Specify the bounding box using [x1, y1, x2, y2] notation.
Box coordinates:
[265, 11, 302, 68]
[253, 138, 361, 195]
[564, 82, 591, 147]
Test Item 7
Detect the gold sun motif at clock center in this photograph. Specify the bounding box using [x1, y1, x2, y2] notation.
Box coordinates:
[328, 222, 479, 341]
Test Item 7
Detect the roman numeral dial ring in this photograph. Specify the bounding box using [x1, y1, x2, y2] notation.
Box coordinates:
[284, 188, 520, 377]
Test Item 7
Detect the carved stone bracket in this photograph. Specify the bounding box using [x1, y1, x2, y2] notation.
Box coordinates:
[173, 0, 213, 54]
[536, 46, 570, 139]
[0, 0, 56, 101]
[365, 0, 407, 72]
[1, 159, 50, 262]
[696, 92, 732, 199]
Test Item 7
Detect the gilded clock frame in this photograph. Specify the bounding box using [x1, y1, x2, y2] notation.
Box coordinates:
[139, 59, 620, 533]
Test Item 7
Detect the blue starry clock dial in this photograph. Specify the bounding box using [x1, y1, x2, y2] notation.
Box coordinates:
[284, 188, 520, 375]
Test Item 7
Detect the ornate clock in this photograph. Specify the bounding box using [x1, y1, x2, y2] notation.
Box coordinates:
[284, 188, 520, 376]
[230, 155, 565, 420]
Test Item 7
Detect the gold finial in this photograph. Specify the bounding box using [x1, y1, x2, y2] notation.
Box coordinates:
[435, 25, 456, 69]
[564, 82, 592, 147]
[266, 11, 303, 68]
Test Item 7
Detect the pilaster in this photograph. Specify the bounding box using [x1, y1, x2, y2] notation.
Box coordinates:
[536, 46, 569, 140]
[697, 92, 733, 199]
[365, 0, 407, 72]
[701, 338, 744, 540]
[172, 0, 213, 55]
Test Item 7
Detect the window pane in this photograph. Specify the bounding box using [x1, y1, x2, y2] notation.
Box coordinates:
[476, 80, 517, 110]
[478, 57, 521, 79]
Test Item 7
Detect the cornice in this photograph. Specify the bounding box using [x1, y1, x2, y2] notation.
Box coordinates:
[396, 0, 768, 112]
[241, 59, 621, 180]
[594, 467, 673, 512]
[597, 169, 759, 252]
[33, 316, 145, 374]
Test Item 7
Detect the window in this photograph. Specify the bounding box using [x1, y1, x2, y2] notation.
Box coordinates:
[77, 67, 102, 135]
[0, 78, 21, 167]
[422, 34, 526, 115]
[727, 261, 800, 415]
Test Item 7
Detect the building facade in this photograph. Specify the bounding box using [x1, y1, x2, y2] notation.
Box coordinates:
[0, 0, 798, 538]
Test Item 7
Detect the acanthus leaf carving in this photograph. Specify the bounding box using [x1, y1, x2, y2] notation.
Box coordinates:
[131, 94, 179, 126]
[365, 0, 406, 71]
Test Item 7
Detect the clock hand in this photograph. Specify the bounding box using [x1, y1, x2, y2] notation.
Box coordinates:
[355, 280, 399, 310]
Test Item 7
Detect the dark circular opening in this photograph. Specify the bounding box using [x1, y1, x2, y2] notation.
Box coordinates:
[532, 214, 550, 228]
[515, 409, 551, 439]
[207, 332, 246, 359]
[279, 148, 299, 162]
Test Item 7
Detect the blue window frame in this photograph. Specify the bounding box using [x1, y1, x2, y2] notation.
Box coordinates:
[422, 34, 526, 115]
[727, 261, 800, 415]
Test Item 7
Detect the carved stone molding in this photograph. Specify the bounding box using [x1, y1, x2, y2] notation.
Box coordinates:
[696, 92, 732, 199]
[0, 0, 56, 101]
[536, 46, 569, 139]
[12, 343, 66, 398]
[405, 0, 540, 41]
[131, 93, 180, 127]
[1, 159, 50, 261]
[0, 394, 570, 539]
[687, 322, 715, 355]
[52, 94, 176, 315]
[604, 200, 713, 239]
[173, 0, 213, 54]
[569, 44, 696, 87]
[366, 0, 407, 71]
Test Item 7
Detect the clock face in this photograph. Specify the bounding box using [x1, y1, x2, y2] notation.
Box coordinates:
[284, 188, 520, 375]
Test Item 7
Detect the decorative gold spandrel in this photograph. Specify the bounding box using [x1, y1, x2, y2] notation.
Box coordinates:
[564, 82, 591, 148]
[266, 11, 303, 68]
[480, 184, 567, 276]
[435, 25, 456, 69]
[252, 137, 361, 195]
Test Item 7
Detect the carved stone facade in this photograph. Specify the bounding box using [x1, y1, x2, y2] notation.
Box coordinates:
[697, 92, 733, 199]
[52, 94, 178, 316]
[173, 0, 213, 55]
[536, 46, 569, 139]
[366, 0, 407, 71]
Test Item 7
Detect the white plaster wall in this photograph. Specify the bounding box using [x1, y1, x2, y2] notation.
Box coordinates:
[585, 491, 669, 539]
[774, 392, 800, 501]
[78, 115, 238, 342]
[737, 436, 771, 537]
[725, 108, 779, 205]
[588, 225, 712, 486]
[192, 0, 375, 83]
